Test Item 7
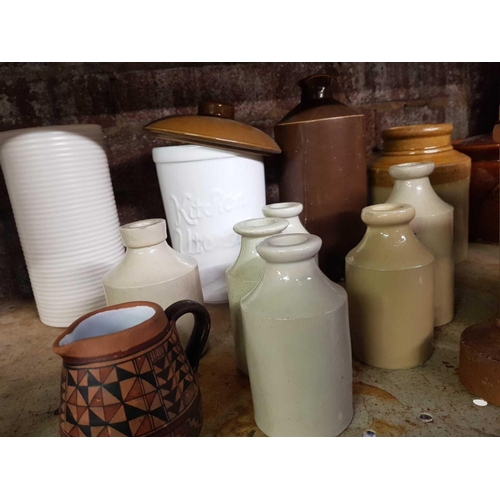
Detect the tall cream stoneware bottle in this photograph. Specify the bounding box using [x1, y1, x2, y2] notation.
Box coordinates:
[241, 233, 353, 437]
[369, 123, 470, 263]
[225, 217, 289, 375]
[102, 219, 205, 349]
[386, 162, 454, 326]
[345, 204, 435, 369]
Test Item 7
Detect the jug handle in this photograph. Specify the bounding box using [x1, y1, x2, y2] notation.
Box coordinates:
[165, 300, 211, 373]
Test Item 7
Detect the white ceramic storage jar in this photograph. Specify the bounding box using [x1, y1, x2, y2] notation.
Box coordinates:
[153, 144, 266, 303]
[241, 233, 353, 437]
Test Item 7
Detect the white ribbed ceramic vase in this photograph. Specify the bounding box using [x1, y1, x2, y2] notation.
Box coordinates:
[152, 144, 266, 303]
[0, 124, 124, 327]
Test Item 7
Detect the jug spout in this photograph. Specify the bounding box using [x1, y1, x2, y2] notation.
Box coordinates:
[53, 302, 167, 365]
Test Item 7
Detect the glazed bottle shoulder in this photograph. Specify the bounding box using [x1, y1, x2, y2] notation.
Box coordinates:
[103, 243, 198, 288]
[346, 230, 435, 271]
[226, 254, 265, 282]
[241, 263, 347, 319]
[386, 185, 453, 218]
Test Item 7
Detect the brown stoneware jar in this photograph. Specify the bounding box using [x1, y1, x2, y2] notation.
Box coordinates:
[274, 74, 367, 281]
[369, 123, 471, 263]
[453, 134, 499, 243]
[459, 320, 500, 406]
[53, 300, 210, 437]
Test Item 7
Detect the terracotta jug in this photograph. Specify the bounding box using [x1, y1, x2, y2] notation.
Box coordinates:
[225, 217, 288, 375]
[345, 204, 435, 369]
[102, 218, 205, 350]
[274, 74, 367, 282]
[52, 300, 210, 437]
[241, 233, 353, 436]
[386, 162, 454, 326]
[369, 123, 471, 263]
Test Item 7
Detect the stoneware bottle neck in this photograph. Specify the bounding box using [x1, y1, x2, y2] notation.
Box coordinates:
[120, 218, 168, 249]
[361, 202, 419, 246]
[261, 258, 320, 286]
[256, 233, 322, 286]
[230, 218, 290, 269]
[388, 162, 453, 213]
[126, 240, 174, 258]
[365, 223, 416, 245]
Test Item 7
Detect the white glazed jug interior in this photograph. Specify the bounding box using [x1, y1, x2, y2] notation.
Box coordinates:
[59, 306, 156, 346]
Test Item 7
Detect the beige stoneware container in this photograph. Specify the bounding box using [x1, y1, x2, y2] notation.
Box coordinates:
[102, 219, 204, 349]
[386, 162, 454, 326]
[225, 217, 288, 375]
[369, 123, 471, 263]
[345, 204, 435, 369]
[241, 233, 353, 436]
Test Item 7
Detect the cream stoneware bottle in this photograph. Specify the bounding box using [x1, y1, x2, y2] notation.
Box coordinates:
[386, 162, 454, 326]
[345, 204, 435, 369]
[241, 233, 353, 437]
[262, 202, 309, 234]
[226, 218, 289, 375]
[262, 202, 318, 262]
[102, 219, 205, 349]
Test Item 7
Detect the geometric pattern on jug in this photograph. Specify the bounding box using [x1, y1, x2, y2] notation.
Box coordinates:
[58, 328, 200, 437]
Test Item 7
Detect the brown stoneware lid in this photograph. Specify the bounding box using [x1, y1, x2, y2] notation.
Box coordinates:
[453, 133, 499, 161]
[144, 101, 281, 155]
[276, 73, 362, 125]
[381, 123, 454, 155]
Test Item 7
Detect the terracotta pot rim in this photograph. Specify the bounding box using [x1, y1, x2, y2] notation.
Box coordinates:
[52, 301, 168, 365]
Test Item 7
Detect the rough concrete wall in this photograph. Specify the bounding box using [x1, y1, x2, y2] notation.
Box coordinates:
[0, 62, 499, 298]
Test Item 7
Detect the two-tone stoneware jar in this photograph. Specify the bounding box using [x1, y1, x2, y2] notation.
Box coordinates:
[369, 123, 471, 263]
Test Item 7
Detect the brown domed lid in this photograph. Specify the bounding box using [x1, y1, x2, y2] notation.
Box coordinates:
[381, 123, 454, 155]
[144, 101, 281, 155]
[276, 73, 362, 126]
[453, 133, 499, 161]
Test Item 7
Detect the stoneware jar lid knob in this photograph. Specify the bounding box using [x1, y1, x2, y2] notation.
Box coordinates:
[198, 101, 235, 120]
[120, 218, 167, 248]
[262, 202, 303, 219]
[299, 74, 333, 102]
[361, 203, 416, 227]
[257, 233, 322, 263]
[389, 161, 435, 180]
